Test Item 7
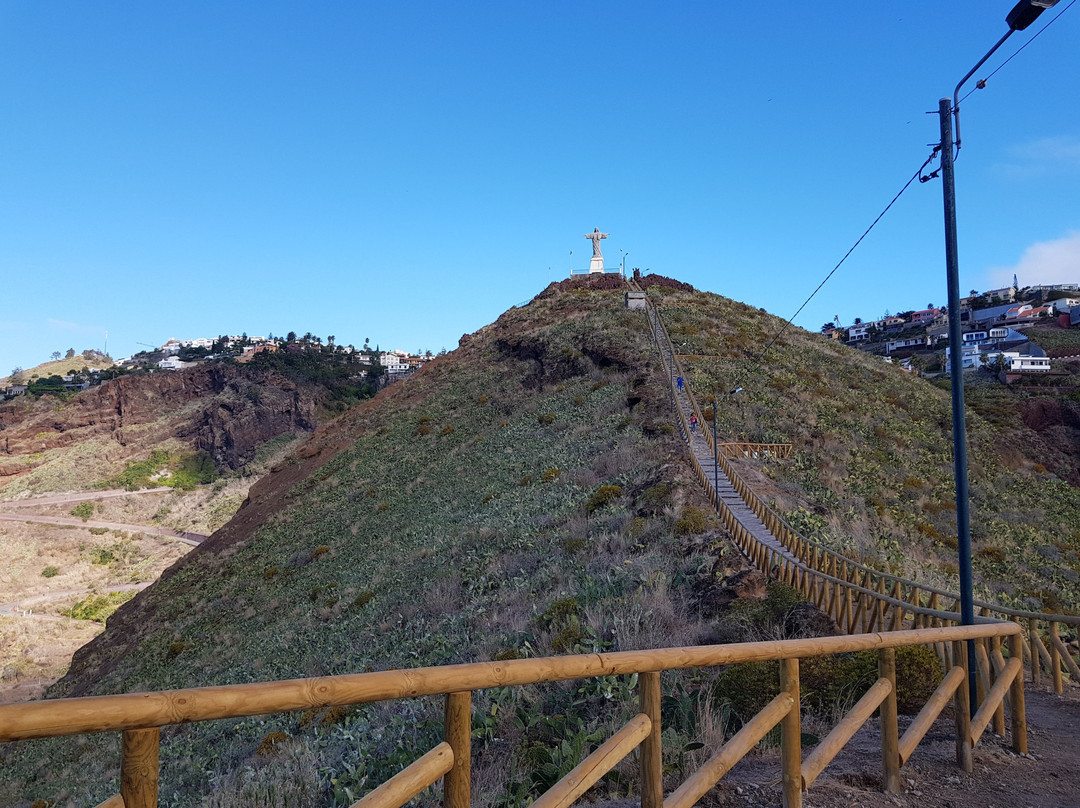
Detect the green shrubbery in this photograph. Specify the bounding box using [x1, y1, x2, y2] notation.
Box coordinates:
[62, 591, 135, 623]
[98, 449, 217, 491]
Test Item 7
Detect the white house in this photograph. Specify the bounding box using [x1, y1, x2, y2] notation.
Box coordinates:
[885, 336, 925, 354]
[847, 325, 870, 343]
[1004, 353, 1050, 372]
[158, 356, 186, 370]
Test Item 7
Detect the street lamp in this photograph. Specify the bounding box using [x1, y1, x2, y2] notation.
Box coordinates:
[937, 0, 1059, 721]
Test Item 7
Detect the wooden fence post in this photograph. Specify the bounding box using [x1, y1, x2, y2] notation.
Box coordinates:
[1008, 632, 1028, 755]
[878, 649, 900, 793]
[444, 692, 471, 808]
[780, 658, 802, 808]
[1028, 617, 1041, 686]
[120, 728, 159, 808]
[951, 642, 973, 773]
[1049, 622, 1063, 694]
[640, 671, 663, 808]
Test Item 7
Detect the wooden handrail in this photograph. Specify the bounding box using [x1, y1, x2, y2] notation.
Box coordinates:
[532, 714, 652, 808]
[0, 626, 1018, 743]
[643, 294, 1080, 694]
[4, 621, 1024, 808]
[351, 743, 454, 808]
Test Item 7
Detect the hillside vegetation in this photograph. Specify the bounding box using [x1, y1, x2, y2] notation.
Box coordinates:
[651, 283, 1080, 613]
[2, 278, 1075, 806]
[3, 281, 752, 806]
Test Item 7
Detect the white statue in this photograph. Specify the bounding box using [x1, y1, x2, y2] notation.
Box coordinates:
[584, 227, 609, 258]
[584, 227, 609, 273]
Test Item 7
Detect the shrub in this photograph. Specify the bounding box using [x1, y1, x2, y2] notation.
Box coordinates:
[638, 483, 670, 515]
[541, 468, 561, 483]
[88, 527, 109, 535]
[90, 547, 116, 565]
[311, 545, 330, 560]
[441, 424, 455, 436]
[519, 474, 533, 487]
[586, 485, 622, 512]
[559, 537, 586, 554]
[353, 590, 375, 608]
[538, 412, 556, 425]
[256, 731, 290, 756]
[70, 502, 93, 521]
[62, 591, 134, 622]
[41, 566, 60, 578]
[166, 641, 187, 661]
[675, 506, 707, 535]
[715, 645, 943, 723]
[414, 424, 432, 436]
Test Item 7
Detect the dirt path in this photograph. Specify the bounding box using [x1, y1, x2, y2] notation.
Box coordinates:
[0, 513, 204, 545]
[688, 684, 1080, 808]
[0, 582, 151, 620]
[0, 487, 171, 507]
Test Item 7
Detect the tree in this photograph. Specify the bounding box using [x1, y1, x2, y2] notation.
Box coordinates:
[969, 289, 978, 297]
[854, 317, 863, 325]
[286, 331, 297, 343]
[65, 348, 75, 359]
[10, 367, 24, 383]
[51, 351, 62, 361]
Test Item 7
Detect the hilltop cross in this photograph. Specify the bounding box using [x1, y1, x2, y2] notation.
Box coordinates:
[584, 227, 609, 273]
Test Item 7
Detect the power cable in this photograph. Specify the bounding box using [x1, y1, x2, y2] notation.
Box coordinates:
[729, 149, 940, 392]
[956, 0, 1075, 107]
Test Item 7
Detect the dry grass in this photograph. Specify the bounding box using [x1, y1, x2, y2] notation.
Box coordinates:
[0, 616, 102, 703]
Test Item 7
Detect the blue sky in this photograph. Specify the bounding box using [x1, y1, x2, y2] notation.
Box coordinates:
[2, 1, 1077, 373]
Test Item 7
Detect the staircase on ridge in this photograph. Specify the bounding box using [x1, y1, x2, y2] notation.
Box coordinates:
[643, 298, 797, 567]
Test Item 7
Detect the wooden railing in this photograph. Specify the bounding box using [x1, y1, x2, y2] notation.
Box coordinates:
[717, 442, 793, 459]
[642, 293, 1080, 693]
[0, 624, 1025, 808]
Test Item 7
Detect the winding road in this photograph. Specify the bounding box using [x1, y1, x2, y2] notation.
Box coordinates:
[0, 487, 207, 622]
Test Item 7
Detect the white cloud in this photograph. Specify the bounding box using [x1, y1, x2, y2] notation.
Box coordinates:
[995, 135, 1080, 179]
[985, 231, 1080, 288]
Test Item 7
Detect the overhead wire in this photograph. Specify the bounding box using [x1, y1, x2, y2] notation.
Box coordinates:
[732, 1, 1075, 394]
[956, 0, 1075, 107]
[729, 149, 939, 392]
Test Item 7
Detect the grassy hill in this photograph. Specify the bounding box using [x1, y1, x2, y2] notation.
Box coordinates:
[2, 350, 113, 387]
[2, 278, 1077, 806]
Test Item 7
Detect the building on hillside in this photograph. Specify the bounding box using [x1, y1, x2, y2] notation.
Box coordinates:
[1029, 283, 1079, 294]
[885, 336, 926, 354]
[1002, 304, 1053, 324]
[985, 286, 1018, 302]
[4, 384, 28, 397]
[158, 356, 186, 371]
[970, 302, 1021, 326]
[236, 343, 279, 363]
[847, 325, 870, 343]
[1051, 298, 1080, 313]
[910, 308, 940, 325]
[945, 340, 1050, 373]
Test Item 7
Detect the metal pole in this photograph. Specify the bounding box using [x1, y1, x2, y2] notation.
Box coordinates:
[938, 97, 978, 717]
[713, 406, 720, 512]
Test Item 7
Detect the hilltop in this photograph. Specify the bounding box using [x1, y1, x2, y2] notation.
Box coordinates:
[2, 350, 113, 388]
[1, 276, 1078, 806]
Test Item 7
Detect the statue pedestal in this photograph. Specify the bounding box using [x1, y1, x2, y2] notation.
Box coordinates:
[589, 257, 605, 274]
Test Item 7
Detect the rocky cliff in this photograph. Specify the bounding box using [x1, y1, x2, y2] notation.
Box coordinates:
[0, 364, 323, 483]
